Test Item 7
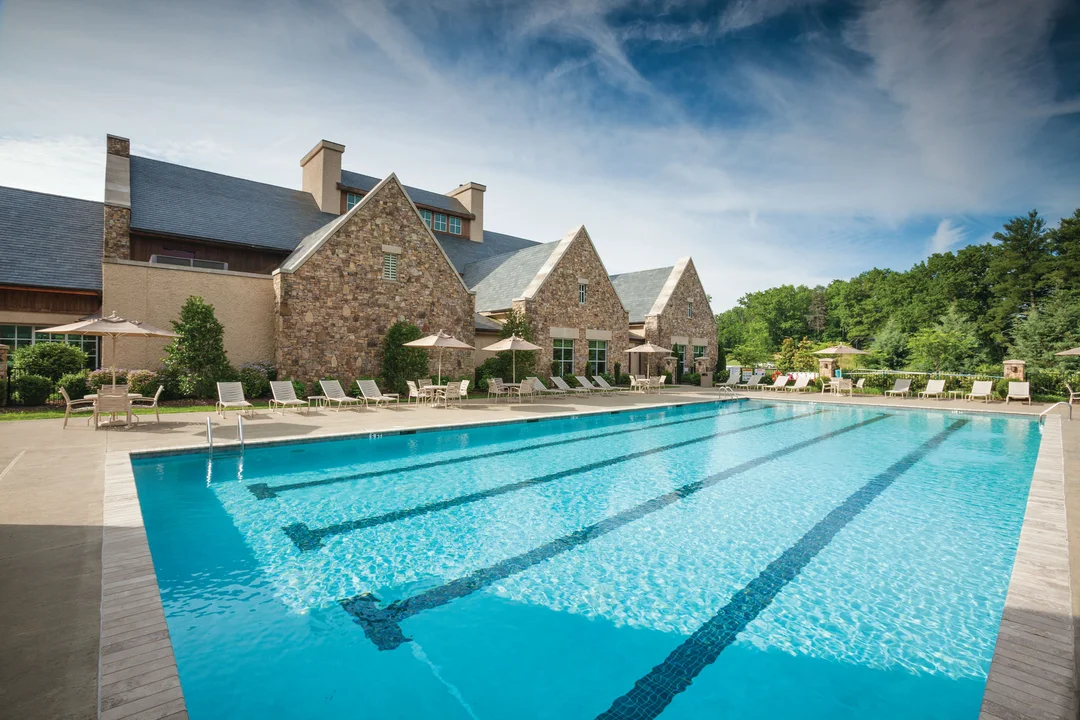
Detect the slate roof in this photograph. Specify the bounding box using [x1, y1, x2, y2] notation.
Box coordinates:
[436, 230, 540, 273]
[0, 187, 103, 291]
[129, 156, 338, 251]
[462, 242, 560, 312]
[341, 171, 469, 217]
[474, 313, 503, 332]
[609, 266, 675, 324]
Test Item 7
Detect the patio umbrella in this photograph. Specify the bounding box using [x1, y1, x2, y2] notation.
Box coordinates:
[813, 344, 868, 355]
[624, 342, 674, 380]
[1055, 347, 1080, 356]
[402, 330, 473, 385]
[39, 311, 178, 385]
[481, 334, 541, 383]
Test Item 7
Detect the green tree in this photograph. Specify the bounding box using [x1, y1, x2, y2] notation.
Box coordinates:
[1049, 209, 1080, 295]
[776, 337, 796, 373]
[907, 307, 981, 373]
[793, 337, 818, 372]
[730, 318, 772, 365]
[380, 321, 429, 396]
[1006, 293, 1080, 370]
[163, 296, 233, 397]
[989, 210, 1051, 341]
[493, 308, 537, 382]
[869, 318, 908, 369]
[805, 288, 828, 338]
[12, 342, 87, 381]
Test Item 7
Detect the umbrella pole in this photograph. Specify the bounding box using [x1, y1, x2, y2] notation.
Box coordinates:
[512, 351, 516, 383]
[438, 348, 443, 386]
[111, 335, 117, 386]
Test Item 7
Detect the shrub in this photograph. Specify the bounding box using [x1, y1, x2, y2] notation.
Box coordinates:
[0, 378, 6, 407]
[57, 370, 91, 399]
[13, 373, 53, 406]
[179, 365, 237, 399]
[683, 372, 701, 386]
[613, 361, 622, 385]
[155, 364, 184, 400]
[163, 296, 233, 398]
[88, 368, 128, 390]
[563, 374, 579, 388]
[127, 369, 159, 397]
[381, 322, 429, 396]
[239, 363, 272, 399]
[12, 342, 87, 381]
[290, 379, 308, 398]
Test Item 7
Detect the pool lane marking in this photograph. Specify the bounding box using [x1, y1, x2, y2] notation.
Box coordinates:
[249, 404, 771, 500]
[339, 413, 892, 650]
[594, 418, 969, 720]
[285, 407, 826, 552]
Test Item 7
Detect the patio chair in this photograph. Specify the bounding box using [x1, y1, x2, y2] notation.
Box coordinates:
[319, 380, 365, 411]
[593, 376, 627, 393]
[656, 375, 668, 392]
[575, 376, 605, 394]
[1067, 383, 1080, 406]
[528, 376, 566, 397]
[785, 376, 812, 392]
[966, 380, 994, 403]
[131, 385, 165, 422]
[762, 376, 789, 392]
[406, 380, 427, 405]
[552, 376, 590, 395]
[216, 382, 254, 416]
[918, 379, 946, 400]
[884, 379, 912, 398]
[59, 387, 94, 428]
[510, 378, 536, 403]
[739, 374, 764, 390]
[94, 385, 134, 429]
[852, 378, 866, 394]
[488, 378, 510, 403]
[1006, 381, 1031, 405]
[436, 379, 469, 408]
[629, 376, 647, 392]
[268, 381, 306, 414]
[357, 379, 400, 407]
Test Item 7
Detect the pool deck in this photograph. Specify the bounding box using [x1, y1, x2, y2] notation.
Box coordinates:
[0, 388, 1076, 719]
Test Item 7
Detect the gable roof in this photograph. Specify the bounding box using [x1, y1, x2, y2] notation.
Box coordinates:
[436, 229, 540, 272]
[129, 156, 337, 251]
[609, 266, 675, 324]
[462, 241, 561, 312]
[475, 313, 503, 332]
[340, 170, 470, 217]
[0, 187, 103, 291]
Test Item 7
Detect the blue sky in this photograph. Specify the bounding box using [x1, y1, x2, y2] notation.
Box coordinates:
[1, 0, 1078, 309]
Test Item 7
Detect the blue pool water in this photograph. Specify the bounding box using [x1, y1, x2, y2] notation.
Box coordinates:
[131, 400, 1042, 719]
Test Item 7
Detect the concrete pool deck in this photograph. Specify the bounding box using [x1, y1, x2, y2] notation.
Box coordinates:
[0, 388, 1075, 719]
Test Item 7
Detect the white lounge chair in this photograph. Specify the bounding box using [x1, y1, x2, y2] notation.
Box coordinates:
[785, 376, 811, 392]
[268, 381, 306, 414]
[575, 376, 605, 394]
[216, 382, 254, 416]
[59, 387, 94, 428]
[739, 374, 764, 390]
[527, 376, 565, 397]
[435, 379, 469, 407]
[1006, 381, 1031, 405]
[762, 376, 789, 392]
[918, 379, 946, 400]
[884, 379, 912, 398]
[966, 380, 994, 403]
[552, 376, 590, 395]
[721, 368, 740, 386]
[319, 380, 365, 411]
[131, 385, 164, 421]
[357, 379, 399, 407]
[593, 376, 627, 393]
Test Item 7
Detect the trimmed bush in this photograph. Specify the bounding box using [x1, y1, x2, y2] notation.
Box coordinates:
[0, 378, 7, 407]
[12, 342, 87, 381]
[14, 374, 53, 406]
[290, 380, 308, 399]
[239, 363, 272, 399]
[88, 368, 128, 390]
[127, 369, 159, 397]
[380, 322, 429, 397]
[57, 370, 91, 399]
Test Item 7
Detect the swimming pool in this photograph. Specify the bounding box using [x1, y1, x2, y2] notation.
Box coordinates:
[131, 399, 1041, 719]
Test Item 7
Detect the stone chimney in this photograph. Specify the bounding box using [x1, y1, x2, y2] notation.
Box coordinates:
[103, 134, 131, 260]
[300, 140, 345, 214]
[446, 182, 485, 243]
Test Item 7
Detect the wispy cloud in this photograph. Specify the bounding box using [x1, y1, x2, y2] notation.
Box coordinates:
[928, 219, 968, 255]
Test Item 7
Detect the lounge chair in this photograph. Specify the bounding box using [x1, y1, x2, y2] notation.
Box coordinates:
[357, 379, 400, 407]
[593, 376, 627, 393]
[488, 378, 509, 403]
[739, 374, 764, 390]
[527, 376, 565, 397]
[762, 376, 789, 392]
[785, 376, 811, 392]
[1006, 381, 1031, 405]
[268, 381, 306, 414]
[435, 379, 469, 408]
[552, 376, 590, 395]
[319, 380, 365, 411]
[966, 380, 994, 403]
[59, 387, 94, 428]
[575, 376, 605, 394]
[217, 382, 254, 416]
[884, 379, 912, 398]
[720, 368, 740, 386]
[131, 385, 165, 421]
[918, 379, 946, 400]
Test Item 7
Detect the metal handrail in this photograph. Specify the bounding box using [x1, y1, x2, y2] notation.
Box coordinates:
[717, 385, 739, 399]
[1040, 401, 1072, 423]
[237, 415, 245, 448]
[206, 417, 213, 456]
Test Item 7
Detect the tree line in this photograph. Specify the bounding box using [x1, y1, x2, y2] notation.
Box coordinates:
[715, 209, 1080, 374]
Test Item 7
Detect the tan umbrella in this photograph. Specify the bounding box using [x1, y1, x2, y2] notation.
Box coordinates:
[814, 344, 868, 355]
[402, 330, 473, 385]
[39, 311, 178, 385]
[481, 334, 541, 383]
[624, 342, 674, 380]
[1055, 348, 1080, 356]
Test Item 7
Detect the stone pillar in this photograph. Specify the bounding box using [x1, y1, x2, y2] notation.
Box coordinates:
[818, 357, 837, 379]
[0, 344, 8, 379]
[1003, 359, 1026, 381]
[104, 134, 132, 261]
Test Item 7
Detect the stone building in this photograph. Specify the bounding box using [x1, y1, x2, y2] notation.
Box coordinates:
[0, 133, 715, 387]
[610, 258, 717, 380]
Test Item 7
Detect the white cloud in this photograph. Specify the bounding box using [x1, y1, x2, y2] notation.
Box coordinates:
[927, 219, 968, 255]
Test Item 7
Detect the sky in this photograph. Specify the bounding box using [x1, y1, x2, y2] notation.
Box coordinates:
[0, 0, 1078, 311]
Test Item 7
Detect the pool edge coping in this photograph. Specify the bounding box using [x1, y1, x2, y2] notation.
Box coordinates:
[980, 413, 1077, 718]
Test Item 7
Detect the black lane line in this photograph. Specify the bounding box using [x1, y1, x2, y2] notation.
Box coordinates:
[249, 403, 768, 500]
[594, 418, 969, 720]
[339, 413, 892, 650]
[285, 407, 826, 551]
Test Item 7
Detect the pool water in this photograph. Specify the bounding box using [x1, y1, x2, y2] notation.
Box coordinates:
[131, 399, 1041, 719]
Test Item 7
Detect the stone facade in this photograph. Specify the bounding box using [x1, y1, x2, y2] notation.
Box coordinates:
[644, 258, 717, 375]
[103, 205, 131, 261]
[512, 227, 629, 377]
[274, 176, 475, 384]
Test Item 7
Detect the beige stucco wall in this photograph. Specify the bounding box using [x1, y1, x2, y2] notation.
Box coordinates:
[101, 260, 276, 370]
[473, 330, 501, 366]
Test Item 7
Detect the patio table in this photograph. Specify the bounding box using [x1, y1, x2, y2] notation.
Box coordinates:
[307, 395, 327, 410]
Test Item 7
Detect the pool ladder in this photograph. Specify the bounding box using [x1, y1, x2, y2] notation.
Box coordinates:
[717, 386, 739, 400]
[205, 415, 246, 456]
[1039, 401, 1072, 424]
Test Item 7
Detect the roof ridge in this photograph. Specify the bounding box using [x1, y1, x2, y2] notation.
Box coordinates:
[610, 265, 675, 279]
